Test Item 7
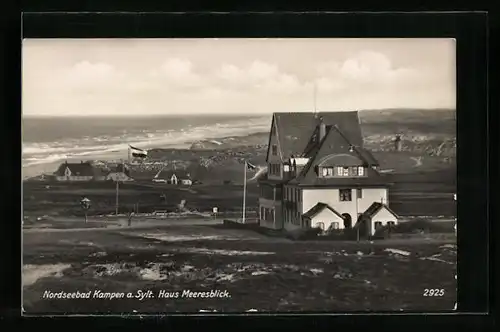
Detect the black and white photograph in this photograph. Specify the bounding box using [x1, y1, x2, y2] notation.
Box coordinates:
[22, 38, 457, 314]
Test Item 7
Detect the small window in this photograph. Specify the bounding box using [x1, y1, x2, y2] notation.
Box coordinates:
[343, 167, 349, 176]
[327, 167, 334, 176]
[339, 189, 352, 201]
[322, 167, 328, 177]
[336, 166, 343, 176]
[316, 222, 325, 230]
[357, 188, 363, 199]
[331, 222, 339, 229]
[352, 167, 358, 175]
[374, 221, 383, 229]
[387, 221, 396, 227]
[272, 145, 278, 155]
[283, 164, 290, 172]
[358, 166, 364, 176]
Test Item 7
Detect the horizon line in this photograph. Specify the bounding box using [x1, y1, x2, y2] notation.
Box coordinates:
[22, 107, 456, 118]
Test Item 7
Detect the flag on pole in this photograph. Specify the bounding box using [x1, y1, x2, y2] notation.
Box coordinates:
[129, 145, 148, 158]
[246, 161, 257, 170]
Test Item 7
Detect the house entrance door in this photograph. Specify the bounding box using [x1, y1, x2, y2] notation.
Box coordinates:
[342, 213, 352, 229]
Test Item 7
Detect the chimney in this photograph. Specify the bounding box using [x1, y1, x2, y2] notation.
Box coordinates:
[318, 116, 326, 142]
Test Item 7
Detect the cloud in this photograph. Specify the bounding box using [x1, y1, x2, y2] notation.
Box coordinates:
[151, 58, 205, 88]
[62, 61, 124, 89]
[314, 51, 421, 91]
[215, 60, 303, 94]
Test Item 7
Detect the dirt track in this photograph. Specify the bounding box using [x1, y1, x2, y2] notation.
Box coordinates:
[23, 223, 457, 314]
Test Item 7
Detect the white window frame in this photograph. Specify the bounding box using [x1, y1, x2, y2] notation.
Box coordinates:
[284, 164, 290, 172]
[358, 166, 364, 176]
[343, 167, 349, 176]
[336, 166, 343, 176]
[332, 222, 339, 229]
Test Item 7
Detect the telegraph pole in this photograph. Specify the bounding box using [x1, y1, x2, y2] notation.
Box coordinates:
[115, 180, 119, 215]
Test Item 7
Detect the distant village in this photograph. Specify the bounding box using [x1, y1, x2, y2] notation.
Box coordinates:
[34, 160, 196, 186]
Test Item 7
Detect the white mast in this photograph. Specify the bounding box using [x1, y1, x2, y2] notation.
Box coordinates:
[242, 161, 247, 224]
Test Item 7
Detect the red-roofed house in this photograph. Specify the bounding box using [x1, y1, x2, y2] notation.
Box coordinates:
[258, 111, 396, 233]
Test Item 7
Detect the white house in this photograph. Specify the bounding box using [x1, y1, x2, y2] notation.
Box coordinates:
[154, 169, 193, 186]
[357, 202, 399, 236]
[301, 202, 345, 231]
[258, 111, 396, 234]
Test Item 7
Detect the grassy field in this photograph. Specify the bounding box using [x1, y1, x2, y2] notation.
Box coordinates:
[23, 181, 261, 217]
[23, 168, 456, 219]
[23, 222, 456, 314]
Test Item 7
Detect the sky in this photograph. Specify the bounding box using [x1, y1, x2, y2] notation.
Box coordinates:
[22, 38, 456, 117]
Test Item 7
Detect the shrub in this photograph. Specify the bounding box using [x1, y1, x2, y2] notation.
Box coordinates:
[374, 218, 454, 237]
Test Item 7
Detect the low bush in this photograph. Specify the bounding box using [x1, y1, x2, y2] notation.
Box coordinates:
[374, 218, 454, 238]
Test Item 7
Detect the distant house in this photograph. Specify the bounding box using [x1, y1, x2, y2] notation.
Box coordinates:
[258, 111, 393, 232]
[154, 168, 192, 186]
[357, 202, 399, 236]
[54, 161, 105, 181]
[106, 163, 134, 182]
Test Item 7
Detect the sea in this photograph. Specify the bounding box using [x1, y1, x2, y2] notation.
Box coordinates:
[22, 114, 271, 179]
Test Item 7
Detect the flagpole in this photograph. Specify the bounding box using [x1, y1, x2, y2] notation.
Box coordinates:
[242, 161, 247, 224]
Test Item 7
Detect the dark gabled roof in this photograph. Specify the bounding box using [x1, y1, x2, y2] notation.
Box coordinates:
[362, 202, 399, 219]
[302, 125, 333, 158]
[287, 125, 386, 186]
[352, 146, 379, 166]
[54, 162, 96, 177]
[303, 202, 344, 219]
[267, 111, 364, 162]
